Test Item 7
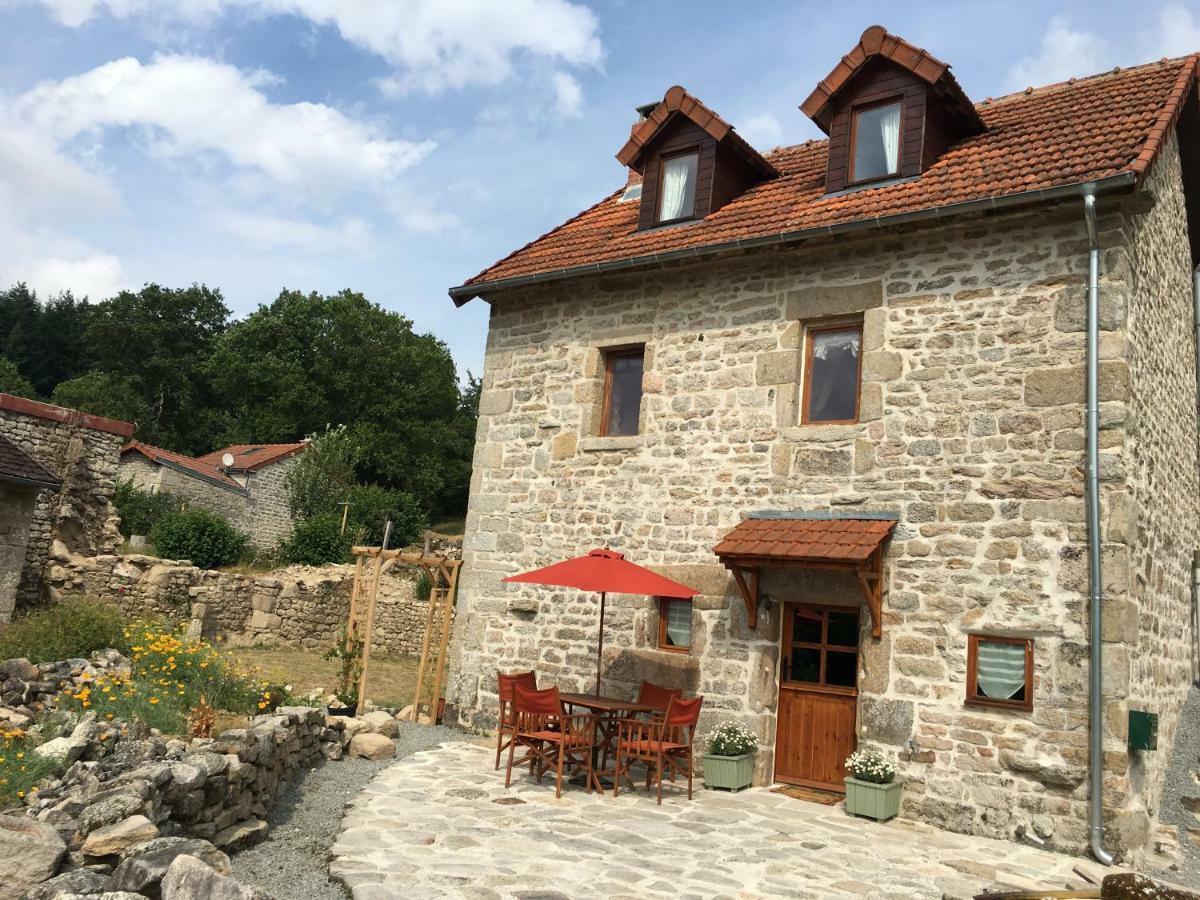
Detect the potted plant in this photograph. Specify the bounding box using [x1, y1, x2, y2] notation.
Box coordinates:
[702, 722, 759, 792]
[844, 749, 902, 821]
[324, 625, 363, 717]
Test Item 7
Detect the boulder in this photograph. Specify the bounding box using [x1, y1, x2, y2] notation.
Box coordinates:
[0, 657, 39, 681]
[36, 717, 98, 766]
[112, 836, 231, 898]
[160, 854, 273, 900]
[340, 717, 369, 741]
[22, 867, 110, 898]
[999, 750, 1086, 787]
[0, 814, 66, 900]
[78, 793, 147, 835]
[360, 711, 398, 738]
[211, 819, 267, 852]
[82, 815, 159, 857]
[348, 732, 395, 761]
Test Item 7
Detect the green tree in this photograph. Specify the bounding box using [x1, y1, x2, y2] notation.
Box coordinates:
[51, 372, 150, 426]
[0, 356, 37, 398]
[209, 289, 467, 512]
[0, 285, 93, 397]
[283, 425, 359, 520]
[85, 283, 229, 451]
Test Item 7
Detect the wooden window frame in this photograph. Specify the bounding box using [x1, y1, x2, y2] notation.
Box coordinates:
[657, 597, 692, 653]
[599, 345, 645, 437]
[847, 96, 904, 187]
[781, 603, 860, 697]
[655, 148, 701, 225]
[965, 634, 1034, 712]
[800, 321, 863, 425]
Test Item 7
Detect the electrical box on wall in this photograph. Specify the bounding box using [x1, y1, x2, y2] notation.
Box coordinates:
[1128, 709, 1158, 751]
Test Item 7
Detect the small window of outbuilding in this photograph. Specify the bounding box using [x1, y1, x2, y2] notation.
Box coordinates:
[658, 598, 692, 651]
[850, 100, 902, 184]
[600, 346, 645, 436]
[802, 323, 862, 424]
[966, 635, 1033, 711]
[657, 151, 699, 222]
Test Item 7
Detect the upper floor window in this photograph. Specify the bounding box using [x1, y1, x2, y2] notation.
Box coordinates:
[802, 323, 862, 424]
[850, 100, 901, 183]
[966, 634, 1033, 711]
[657, 151, 699, 222]
[600, 346, 644, 436]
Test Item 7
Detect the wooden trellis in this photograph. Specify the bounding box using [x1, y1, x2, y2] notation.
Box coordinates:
[345, 540, 461, 722]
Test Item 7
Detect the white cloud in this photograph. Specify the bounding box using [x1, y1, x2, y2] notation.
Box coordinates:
[215, 211, 374, 255]
[1144, 3, 1200, 58]
[739, 113, 783, 150]
[19, 252, 126, 299]
[22, 0, 602, 101]
[551, 71, 583, 118]
[14, 55, 433, 188]
[1004, 16, 1109, 92]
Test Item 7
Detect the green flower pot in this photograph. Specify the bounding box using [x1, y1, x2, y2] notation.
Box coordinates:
[702, 752, 754, 792]
[844, 776, 902, 822]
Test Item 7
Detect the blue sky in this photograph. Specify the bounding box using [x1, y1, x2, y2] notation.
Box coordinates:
[1, 1, 1198, 379]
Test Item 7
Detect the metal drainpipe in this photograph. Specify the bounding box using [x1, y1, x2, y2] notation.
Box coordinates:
[1083, 190, 1115, 866]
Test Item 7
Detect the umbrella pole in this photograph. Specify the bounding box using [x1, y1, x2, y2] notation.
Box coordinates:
[596, 591, 606, 695]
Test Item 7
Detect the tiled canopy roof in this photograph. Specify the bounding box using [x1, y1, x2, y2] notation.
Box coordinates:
[713, 517, 895, 564]
[0, 434, 60, 490]
[453, 53, 1198, 303]
[122, 441, 246, 494]
[196, 442, 306, 472]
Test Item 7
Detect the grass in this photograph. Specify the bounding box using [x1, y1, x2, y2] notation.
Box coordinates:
[222, 646, 423, 709]
[429, 518, 466, 539]
[0, 726, 62, 808]
[0, 599, 130, 663]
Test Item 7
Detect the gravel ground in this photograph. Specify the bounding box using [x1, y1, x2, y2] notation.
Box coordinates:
[231, 721, 470, 900]
[1151, 683, 1200, 889]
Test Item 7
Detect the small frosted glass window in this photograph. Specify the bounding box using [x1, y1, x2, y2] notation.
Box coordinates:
[967, 635, 1033, 710]
[659, 599, 692, 650]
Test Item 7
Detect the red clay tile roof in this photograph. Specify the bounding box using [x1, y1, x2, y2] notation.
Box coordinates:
[800, 25, 983, 134]
[196, 442, 306, 472]
[0, 393, 135, 437]
[616, 84, 778, 178]
[713, 517, 895, 564]
[453, 54, 1198, 303]
[122, 441, 247, 494]
[0, 434, 60, 490]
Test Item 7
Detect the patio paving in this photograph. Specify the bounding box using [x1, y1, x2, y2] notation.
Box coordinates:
[329, 742, 1109, 899]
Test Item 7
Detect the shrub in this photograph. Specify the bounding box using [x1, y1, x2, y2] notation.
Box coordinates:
[0, 726, 63, 806]
[0, 599, 129, 663]
[346, 484, 427, 547]
[706, 722, 760, 757]
[150, 508, 247, 569]
[113, 480, 181, 537]
[279, 514, 351, 566]
[284, 425, 358, 520]
[414, 569, 432, 602]
[845, 748, 897, 784]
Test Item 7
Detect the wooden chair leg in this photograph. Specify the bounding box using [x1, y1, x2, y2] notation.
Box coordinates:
[555, 742, 565, 799]
[504, 736, 518, 788]
[656, 756, 664, 805]
[687, 754, 693, 800]
[613, 745, 622, 797]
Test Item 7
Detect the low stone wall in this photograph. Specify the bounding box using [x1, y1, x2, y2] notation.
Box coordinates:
[42, 551, 452, 657]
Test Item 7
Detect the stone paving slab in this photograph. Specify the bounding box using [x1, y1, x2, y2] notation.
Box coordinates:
[329, 742, 1108, 899]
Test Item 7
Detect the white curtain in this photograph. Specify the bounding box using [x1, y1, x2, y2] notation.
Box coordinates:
[665, 600, 691, 646]
[812, 330, 860, 360]
[659, 155, 696, 221]
[976, 640, 1027, 699]
[879, 104, 900, 175]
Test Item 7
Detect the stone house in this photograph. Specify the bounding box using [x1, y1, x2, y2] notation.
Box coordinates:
[0, 393, 133, 620]
[119, 440, 305, 548]
[445, 26, 1200, 863]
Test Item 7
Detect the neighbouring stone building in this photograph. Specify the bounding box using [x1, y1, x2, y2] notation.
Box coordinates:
[0, 393, 133, 620]
[120, 440, 306, 548]
[445, 26, 1200, 863]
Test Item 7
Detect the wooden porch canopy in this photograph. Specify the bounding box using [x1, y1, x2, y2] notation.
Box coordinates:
[712, 512, 897, 637]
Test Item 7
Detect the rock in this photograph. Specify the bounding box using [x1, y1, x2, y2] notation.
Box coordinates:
[349, 732, 395, 760]
[321, 741, 343, 761]
[36, 717, 98, 765]
[78, 793, 147, 835]
[82, 815, 159, 857]
[360, 711, 398, 737]
[0, 814, 67, 900]
[340, 717, 369, 740]
[112, 836, 231, 898]
[395, 706, 414, 721]
[22, 868, 111, 898]
[0, 706, 31, 727]
[1100, 872, 1200, 898]
[211, 819, 267, 852]
[0, 657, 39, 681]
[1000, 750, 1086, 787]
[160, 854, 273, 900]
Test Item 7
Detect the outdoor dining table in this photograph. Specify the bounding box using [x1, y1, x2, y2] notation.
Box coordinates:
[560, 691, 655, 788]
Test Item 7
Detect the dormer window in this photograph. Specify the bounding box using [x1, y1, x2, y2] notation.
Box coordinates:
[657, 151, 699, 222]
[850, 100, 901, 184]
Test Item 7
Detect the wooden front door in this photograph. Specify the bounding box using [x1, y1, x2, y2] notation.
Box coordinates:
[774, 603, 859, 792]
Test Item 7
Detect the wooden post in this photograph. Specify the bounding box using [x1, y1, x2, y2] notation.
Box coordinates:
[355, 523, 392, 716]
[345, 553, 365, 650]
[339, 501, 351, 536]
[427, 562, 460, 725]
[410, 565, 440, 722]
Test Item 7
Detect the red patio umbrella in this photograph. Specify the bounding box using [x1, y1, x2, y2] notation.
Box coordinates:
[504, 548, 698, 694]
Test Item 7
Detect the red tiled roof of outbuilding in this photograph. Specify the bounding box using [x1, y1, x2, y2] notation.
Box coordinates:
[453, 54, 1199, 302]
[122, 441, 246, 493]
[196, 442, 306, 472]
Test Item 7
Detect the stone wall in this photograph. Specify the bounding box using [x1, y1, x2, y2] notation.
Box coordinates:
[0, 482, 40, 622]
[448, 140, 1198, 862]
[240, 458, 296, 549]
[0, 396, 130, 615]
[45, 551, 448, 658]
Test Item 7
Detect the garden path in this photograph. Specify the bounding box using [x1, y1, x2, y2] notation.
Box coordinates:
[330, 742, 1110, 899]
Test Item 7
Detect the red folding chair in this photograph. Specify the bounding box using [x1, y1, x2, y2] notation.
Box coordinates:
[614, 695, 704, 804]
[494, 670, 537, 770]
[505, 685, 600, 798]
